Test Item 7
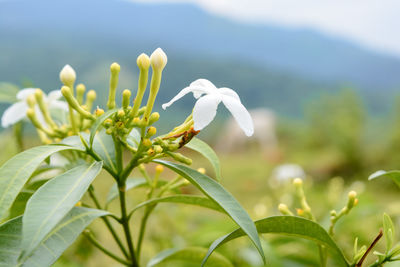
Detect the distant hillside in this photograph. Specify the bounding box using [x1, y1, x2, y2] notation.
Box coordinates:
[0, 0, 398, 116]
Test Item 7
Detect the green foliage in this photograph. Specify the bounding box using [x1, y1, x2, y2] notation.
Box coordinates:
[154, 160, 265, 264]
[185, 137, 221, 180]
[0, 82, 19, 103]
[0, 145, 81, 221]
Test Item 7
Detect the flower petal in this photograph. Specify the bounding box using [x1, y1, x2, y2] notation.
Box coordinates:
[16, 88, 37, 100]
[47, 90, 63, 101]
[218, 87, 241, 101]
[49, 100, 69, 111]
[190, 79, 217, 98]
[222, 95, 254, 136]
[162, 86, 211, 110]
[193, 94, 221, 131]
[1, 101, 28, 128]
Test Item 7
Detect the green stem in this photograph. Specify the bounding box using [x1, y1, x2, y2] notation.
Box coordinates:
[113, 134, 123, 173]
[136, 205, 155, 260]
[13, 122, 24, 152]
[83, 231, 132, 266]
[118, 180, 139, 267]
[88, 188, 129, 259]
[318, 245, 327, 267]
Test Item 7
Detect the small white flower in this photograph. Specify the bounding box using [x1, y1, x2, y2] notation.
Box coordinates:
[59, 64, 76, 85]
[1, 88, 68, 128]
[162, 79, 254, 136]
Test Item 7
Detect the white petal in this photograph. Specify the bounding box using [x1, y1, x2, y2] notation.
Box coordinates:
[190, 79, 217, 98]
[218, 87, 241, 101]
[1, 102, 28, 128]
[222, 95, 254, 136]
[162, 86, 211, 110]
[47, 90, 63, 101]
[16, 88, 37, 100]
[49, 100, 69, 111]
[193, 94, 221, 131]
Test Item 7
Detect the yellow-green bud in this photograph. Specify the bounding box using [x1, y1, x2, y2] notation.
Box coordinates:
[117, 110, 125, 119]
[155, 164, 164, 173]
[197, 168, 206, 174]
[293, 178, 303, 187]
[148, 112, 160, 125]
[278, 204, 293, 216]
[147, 148, 155, 156]
[347, 191, 357, 210]
[107, 62, 121, 109]
[59, 64, 76, 87]
[147, 126, 157, 137]
[154, 145, 163, 154]
[85, 90, 96, 112]
[116, 121, 124, 130]
[131, 117, 141, 127]
[61, 86, 95, 120]
[34, 89, 43, 101]
[137, 53, 150, 70]
[95, 108, 105, 117]
[166, 152, 192, 165]
[150, 48, 167, 71]
[76, 83, 86, 104]
[142, 138, 152, 148]
[106, 128, 113, 135]
[122, 89, 131, 109]
[103, 118, 113, 128]
[26, 94, 36, 108]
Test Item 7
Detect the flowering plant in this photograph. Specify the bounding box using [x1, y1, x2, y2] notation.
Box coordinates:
[0, 48, 398, 267]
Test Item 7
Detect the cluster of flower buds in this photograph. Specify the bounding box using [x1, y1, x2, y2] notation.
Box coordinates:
[24, 48, 199, 166]
[329, 190, 358, 235]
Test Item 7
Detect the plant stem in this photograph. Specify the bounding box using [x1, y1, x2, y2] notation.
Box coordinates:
[83, 231, 132, 266]
[136, 205, 155, 260]
[357, 229, 383, 267]
[118, 180, 139, 267]
[88, 188, 129, 259]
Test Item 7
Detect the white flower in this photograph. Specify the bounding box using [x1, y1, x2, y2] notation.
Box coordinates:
[59, 64, 76, 85]
[1, 88, 68, 128]
[162, 79, 254, 136]
[150, 48, 167, 71]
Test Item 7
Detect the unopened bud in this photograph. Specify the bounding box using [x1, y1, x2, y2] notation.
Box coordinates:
[147, 126, 157, 137]
[117, 110, 125, 119]
[131, 117, 141, 127]
[60, 64, 76, 87]
[76, 83, 86, 104]
[26, 95, 36, 108]
[278, 203, 293, 216]
[107, 62, 121, 109]
[95, 108, 105, 117]
[293, 178, 303, 187]
[115, 121, 124, 130]
[103, 119, 113, 128]
[122, 89, 131, 109]
[154, 145, 163, 154]
[142, 138, 152, 148]
[197, 168, 206, 174]
[155, 164, 164, 173]
[148, 112, 160, 125]
[85, 90, 96, 112]
[34, 89, 43, 101]
[166, 152, 192, 165]
[106, 128, 113, 135]
[347, 191, 357, 210]
[150, 48, 167, 71]
[137, 53, 150, 70]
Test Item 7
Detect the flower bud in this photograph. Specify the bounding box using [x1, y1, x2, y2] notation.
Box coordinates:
[62, 86, 95, 120]
[293, 178, 303, 187]
[85, 90, 96, 112]
[278, 203, 293, 216]
[154, 145, 163, 154]
[117, 110, 125, 119]
[122, 89, 131, 109]
[76, 83, 86, 104]
[107, 62, 120, 109]
[137, 53, 150, 70]
[60, 64, 76, 87]
[26, 94, 36, 108]
[197, 168, 206, 174]
[166, 151, 192, 165]
[103, 118, 113, 128]
[148, 112, 160, 125]
[95, 108, 105, 117]
[155, 164, 164, 173]
[142, 138, 152, 148]
[150, 48, 167, 71]
[106, 128, 113, 135]
[147, 126, 157, 137]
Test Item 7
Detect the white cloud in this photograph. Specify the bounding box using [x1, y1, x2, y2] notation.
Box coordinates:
[129, 0, 400, 56]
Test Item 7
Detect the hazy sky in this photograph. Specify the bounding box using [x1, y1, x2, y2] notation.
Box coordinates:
[130, 0, 400, 57]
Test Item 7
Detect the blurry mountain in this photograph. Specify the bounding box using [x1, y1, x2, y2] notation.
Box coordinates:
[0, 0, 399, 116]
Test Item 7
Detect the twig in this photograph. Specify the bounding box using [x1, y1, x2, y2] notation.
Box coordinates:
[356, 229, 383, 267]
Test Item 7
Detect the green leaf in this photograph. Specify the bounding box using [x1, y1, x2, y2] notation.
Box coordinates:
[20, 162, 103, 260]
[21, 207, 109, 267]
[0, 216, 22, 266]
[131, 195, 224, 215]
[383, 213, 395, 253]
[186, 137, 221, 181]
[0, 82, 19, 103]
[89, 109, 118, 147]
[147, 247, 233, 267]
[92, 130, 117, 174]
[0, 145, 80, 220]
[202, 216, 349, 267]
[126, 128, 141, 148]
[153, 160, 265, 264]
[106, 177, 147, 204]
[369, 170, 400, 188]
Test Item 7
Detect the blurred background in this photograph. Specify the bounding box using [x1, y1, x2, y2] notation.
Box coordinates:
[1, 0, 400, 266]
